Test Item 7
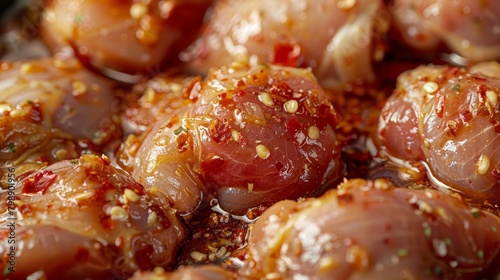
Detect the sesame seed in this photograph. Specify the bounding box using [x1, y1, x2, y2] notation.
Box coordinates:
[418, 201, 432, 213]
[147, 211, 158, 226]
[231, 129, 240, 141]
[319, 257, 338, 272]
[0, 104, 11, 114]
[130, 3, 148, 20]
[20, 63, 46, 74]
[476, 154, 490, 175]
[284, 100, 299, 113]
[485, 90, 498, 115]
[124, 189, 141, 203]
[72, 80, 88, 97]
[256, 144, 270, 159]
[110, 206, 129, 221]
[259, 92, 274, 107]
[75, 191, 94, 201]
[247, 182, 254, 192]
[190, 251, 208, 262]
[423, 82, 438, 94]
[337, 0, 357, 10]
[307, 125, 320, 140]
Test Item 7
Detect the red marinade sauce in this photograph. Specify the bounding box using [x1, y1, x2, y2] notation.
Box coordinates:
[22, 170, 58, 194]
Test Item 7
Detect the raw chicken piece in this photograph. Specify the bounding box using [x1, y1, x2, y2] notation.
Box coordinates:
[0, 154, 187, 279]
[243, 178, 500, 279]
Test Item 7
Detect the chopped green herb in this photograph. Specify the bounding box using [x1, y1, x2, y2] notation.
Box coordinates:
[3, 264, 12, 276]
[75, 15, 84, 24]
[445, 237, 452, 246]
[477, 250, 484, 259]
[471, 208, 481, 218]
[7, 142, 15, 153]
[492, 226, 497, 232]
[424, 227, 432, 237]
[70, 159, 78, 164]
[452, 84, 460, 91]
[397, 248, 408, 257]
[174, 126, 187, 135]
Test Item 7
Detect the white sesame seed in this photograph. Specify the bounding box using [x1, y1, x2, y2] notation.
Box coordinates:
[423, 82, 438, 94]
[256, 144, 270, 159]
[72, 80, 88, 97]
[75, 191, 94, 201]
[259, 92, 274, 107]
[307, 125, 320, 140]
[284, 100, 299, 114]
[124, 189, 141, 203]
[485, 90, 498, 115]
[130, 3, 148, 20]
[20, 63, 46, 74]
[0, 104, 11, 114]
[190, 251, 208, 262]
[476, 154, 490, 175]
[247, 182, 254, 192]
[231, 129, 240, 141]
[337, 0, 357, 10]
[147, 211, 158, 226]
[110, 206, 129, 221]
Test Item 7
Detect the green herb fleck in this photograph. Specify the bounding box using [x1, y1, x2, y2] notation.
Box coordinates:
[75, 15, 84, 24]
[471, 208, 481, 218]
[445, 238, 452, 246]
[70, 159, 78, 164]
[452, 84, 460, 91]
[3, 264, 13, 276]
[397, 248, 408, 257]
[174, 126, 187, 135]
[424, 227, 432, 237]
[492, 226, 497, 232]
[478, 250, 484, 259]
[7, 142, 15, 153]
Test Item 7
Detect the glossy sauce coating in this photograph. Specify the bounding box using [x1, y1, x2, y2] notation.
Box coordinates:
[243, 178, 500, 279]
[131, 63, 343, 214]
[391, 0, 500, 61]
[0, 57, 121, 143]
[0, 154, 186, 279]
[378, 64, 500, 204]
[181, 0, 389, 87]
[41, 0, 212, 75]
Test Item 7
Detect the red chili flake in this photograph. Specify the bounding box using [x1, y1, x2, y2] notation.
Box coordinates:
[133, 242, 155, 270]
[219, 98, 236, 109]
[434, 93, 446, 118]
[176, 132, 190, 153]
[473, 76, 487, 82]
[200, 154, 225, 172]
[30, 103, 42, 123]
[235, 89, 246, 97]
[74, 247, 89, 262]
[182, 76, 202, 102]
[460, 110, 473, 123]
[209, 119, 231, 143]
[477, 84, 488, 96]
[269, 81, 293, 99]
[285, 117, 302, 137]
[337, 193, 354, 205]
[492, 168, 500, 181]
[318, 103, 339, 128]
[166, 115, 180, 128]
[237, 80, 246, 87]
[98, 213, 115, 230]
[271, 41, 302, 67]
[275, 161, 285, 172]
[22, 170, 57, 194]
